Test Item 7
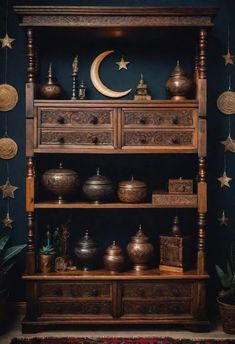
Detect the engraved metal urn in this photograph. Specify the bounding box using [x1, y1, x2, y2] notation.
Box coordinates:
[117, 176, 147, 203]
[127, 224, 154, 271]
[41, 163, 79, 203]
[103, 241, 125, 273]
[74, 230, 99, 271]
[82, 168, 114, 203]
[166, 60, 193, 100]
[40, 63, 63, 99]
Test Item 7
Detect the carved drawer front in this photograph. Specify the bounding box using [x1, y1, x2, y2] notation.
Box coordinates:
[39, 108, 113, 127]
[123, 108, 195, 128]
[39, 301, 112, 317]
[39, 282, 112, 299]
[122, 282, 193, 299]
[122, 300, 192, 317]
[122, 130, 195, 148]
[39, 129, 114, 146]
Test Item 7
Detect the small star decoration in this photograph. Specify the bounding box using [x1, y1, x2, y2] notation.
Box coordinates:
[0, 33, 15, 49]
[217, 171, 232, 188]
[218, 210, 229, 226]
[220, 134, 235, 152]
[0, 179, 18, 198]
[1, 213, 14, 229]
[222, 49, 235, 66]
[116, 56, 130, 70]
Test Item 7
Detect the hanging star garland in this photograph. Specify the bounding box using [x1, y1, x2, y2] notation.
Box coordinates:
[218, 210, 229, 226]
[1, 212, 14, 229]
[222, 25, 235, 66]
[220, 133, 235, 152]
[0, 179, 18, 198]
[0, 33, 15, 49]
[217, 171, 232, 188]
[116, 56, 130, 70]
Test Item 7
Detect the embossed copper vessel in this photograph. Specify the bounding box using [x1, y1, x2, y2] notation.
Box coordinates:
[117, 177, 147, 203]
[103, 241, 125, 273]
[41, 163, 79, 203]
[127, 225, 154, 271]
[166, 60, 193, 100]
[82, 168, 114, 203]
[39, 253, 55, 273]
[74, 230, 99, 271]
[40, 64, 62, 99]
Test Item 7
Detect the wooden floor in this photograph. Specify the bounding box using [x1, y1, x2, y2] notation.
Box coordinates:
[1, 311, 235, 344]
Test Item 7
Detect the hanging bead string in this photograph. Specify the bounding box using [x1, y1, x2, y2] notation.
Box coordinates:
[227, 24, 230, 53]
[4, 0, 9, 137]
[224, 153, 227, 171]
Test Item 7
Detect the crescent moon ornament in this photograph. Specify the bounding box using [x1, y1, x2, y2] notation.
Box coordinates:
[90, 50, 132, 98]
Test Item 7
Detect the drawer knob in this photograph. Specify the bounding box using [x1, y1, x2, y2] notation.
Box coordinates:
[71, 287, 79, 297]
[170, 305, 180, 314]
[139, 117, 146, 125]
[92, 136, 99, 144]
[172, 288, 180, 296]
[58, 136, 65, 144]
[156, 117, 163, 124]
[57, 116, 65, 124]
[54, 288, 63, 297]
[90, 116, 98, 125]
[171, 137, 179, 144]
[91, 288, 99, 297]
[138, 289, 145, 297]
[92, 306, 100, 314]
[56, 305, 62, 314]
[140, 137, 147, 144]
[172, 116, 178, 125]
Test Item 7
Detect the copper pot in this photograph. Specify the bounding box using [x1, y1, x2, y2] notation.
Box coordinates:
[41, 163, 79, 203]
[40, 64, 62, 99]
[103, 241, 125, 273]
[82, 168, 114, 203]
[39, 253, 55, 273]
[127, 225, 154, 271]
[117, 177, 147, 203]
[74, 230, 99, 271]
[166, 60, 193, 100]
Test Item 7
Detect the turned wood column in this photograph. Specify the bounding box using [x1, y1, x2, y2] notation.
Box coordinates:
[197, 28, 207, 117]
[26, 28, 35, 83]
[26, 157, 35, 274]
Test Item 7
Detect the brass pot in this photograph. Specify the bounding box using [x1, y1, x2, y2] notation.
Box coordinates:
[166, 60, 193, 100]
[117, 177, 147, 203]
[40, 64, 62, 99]
[41, 163, 79, 203]
[127, 225, 154, 271]
[82, 168, 114, 203]
[39, 253, 55, 273]
[74, 230, 99, 271]
[103, 241, 125, 273]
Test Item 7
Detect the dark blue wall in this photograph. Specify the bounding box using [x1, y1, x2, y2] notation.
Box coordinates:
[1, 0, 235, 317]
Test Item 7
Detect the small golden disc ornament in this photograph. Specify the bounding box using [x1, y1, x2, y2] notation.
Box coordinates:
[0, 84, 18, 112]
[0, 137, 18, 159]
[217, 90, 235, 115]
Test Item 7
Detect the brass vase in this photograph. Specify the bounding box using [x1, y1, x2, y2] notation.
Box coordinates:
[103, 241, 125, 273]
[39, 253, 55, 273]
[40, 63, 63, 99]
[74, 230, 99, 271]
[166, 60, 193, 100]
[127, 224, 154, 271]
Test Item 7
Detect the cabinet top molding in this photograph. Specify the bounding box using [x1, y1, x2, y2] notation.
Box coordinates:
[14, 6, 218, 28]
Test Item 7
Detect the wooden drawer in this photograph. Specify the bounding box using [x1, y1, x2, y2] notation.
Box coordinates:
[122, 300, 192, 317]
[122, 108, 195, 128]
[122, 282, 193, 299]
[39, 129, 114, 147]
[38, 108, 114, 127]
[39, 301, 112, 317]
[39, 282, 112, 299]
[122, 130, 195, 148]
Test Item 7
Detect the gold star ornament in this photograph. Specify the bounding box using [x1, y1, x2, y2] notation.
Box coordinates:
[217, 171, 232, 188]
[0, 179, 18, 198]
[220, 134, 235, 153]
[218, 210, 229, 226]
[2, 213, 14, 229]
[116, 57, 130, 70]
[222, 49, 235, 66]
[0, 33, 15, 49]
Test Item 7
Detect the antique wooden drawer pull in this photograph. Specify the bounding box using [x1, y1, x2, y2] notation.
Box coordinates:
[55, 305, 63, 313]
[172, 116, 178, 125]
[171, 288, 180, 297]
[57, 116, 65, 124]
[169, 304, 180, 314]
[92, 306, 100, 314]
[138, 289, 145, 297]
[91, 288, 99, 297]
[139, 117, 146, 125]
[171, 136, 179, 144]
[140, 137, 147, 144]
[53, 288, 63, 297]
[90, 116, 98, 125]
[58, 136, 65, 144]
[71, 287, 80, 297]
[91, 136, 99, 144]
[138, 305, 147, 314]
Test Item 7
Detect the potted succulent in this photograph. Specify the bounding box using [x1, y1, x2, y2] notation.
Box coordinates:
[0, 233, 26, 333]
[39, 244, 55, 273]
[216, 241, 235, 334]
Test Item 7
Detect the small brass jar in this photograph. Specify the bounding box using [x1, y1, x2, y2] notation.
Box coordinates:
[127, 224, 154, 271]
[166, 60, 193, 100]
[103, 241, 125, 273]
[40, 64, 63, 99]
[117, 177, 147, 203]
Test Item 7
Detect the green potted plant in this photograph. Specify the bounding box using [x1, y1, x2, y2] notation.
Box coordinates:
[0, 233, 26, 333]
[216, 241, 235, 334]
[39, 243, 55, 273]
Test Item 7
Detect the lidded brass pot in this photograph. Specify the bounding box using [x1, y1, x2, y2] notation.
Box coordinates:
[82, 168, 114, 203]
[41, 163, 79, 203]
[74, 230, 99, 271]
[166, 60, 193, 100]
[117, 176, 147, 203]
[127, 224, 154, 271]
[103, 241, 125, 273]
[40, 63, 63, 99]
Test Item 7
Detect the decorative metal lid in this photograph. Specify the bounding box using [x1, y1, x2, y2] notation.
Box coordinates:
[130, 224, 150, 243]
[76, 230, 97, 248]
[43, 162, 78, 175]
[118, 176, 146, 189]
[84, 168, 112, 185]
[105, 241, 122, 256]
[170, 60, 186, 77]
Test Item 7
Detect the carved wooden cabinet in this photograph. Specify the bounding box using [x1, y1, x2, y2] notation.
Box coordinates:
[14, 6, 217, 333]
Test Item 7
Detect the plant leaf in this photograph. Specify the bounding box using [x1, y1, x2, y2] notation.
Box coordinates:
[216, 265, 232, 289]
[0, 244, 26, 268]
[0, 235, 10, 251]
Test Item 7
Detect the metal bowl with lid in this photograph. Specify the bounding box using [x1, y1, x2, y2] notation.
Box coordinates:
[117, 176, 147, 203]
[82, 168, 114, 203]
[74, 230, 99, 271]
